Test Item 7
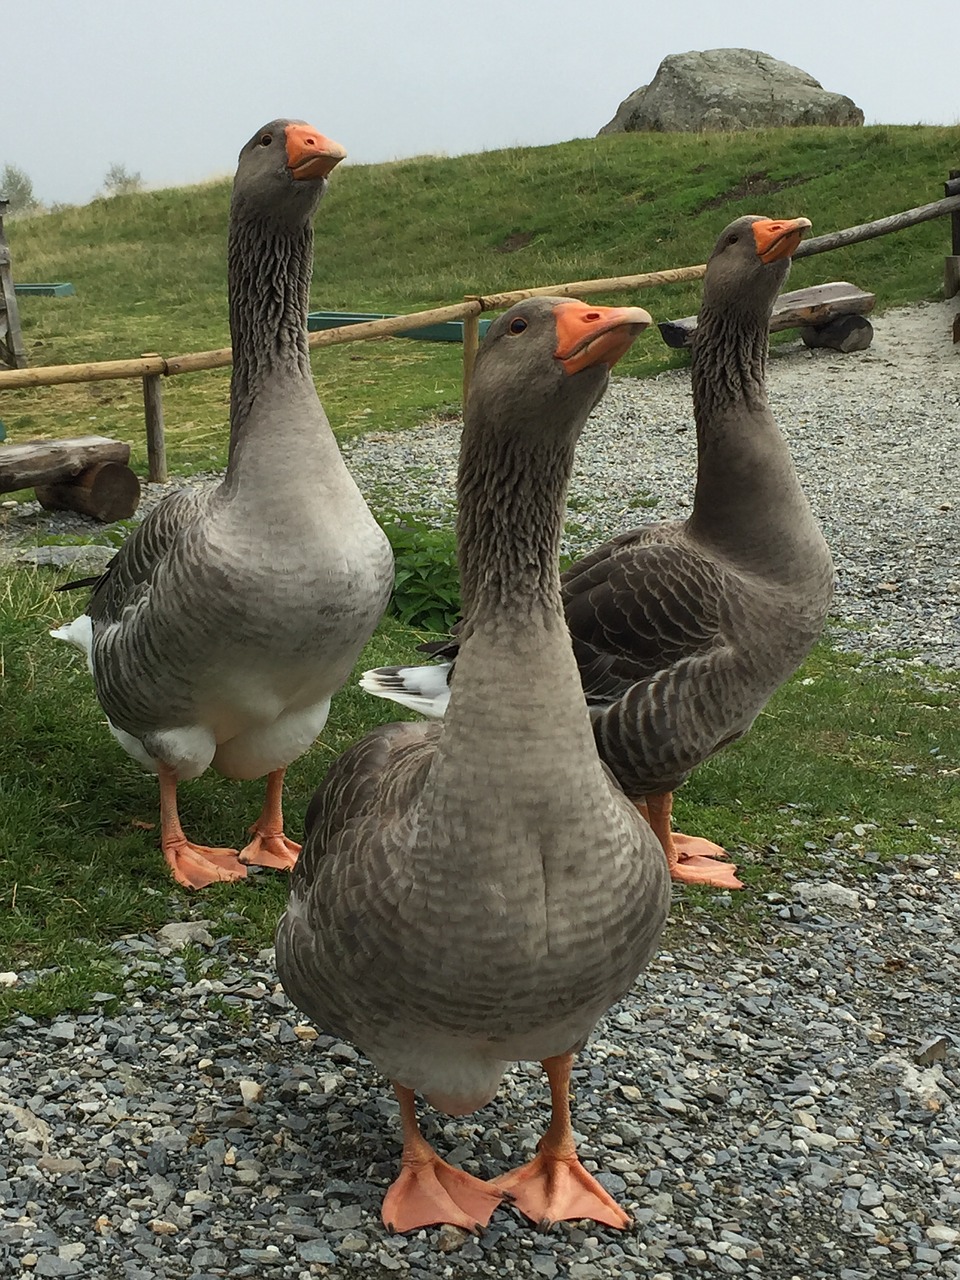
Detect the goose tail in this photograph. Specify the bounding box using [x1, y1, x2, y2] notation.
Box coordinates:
[358, 662, 451, 719]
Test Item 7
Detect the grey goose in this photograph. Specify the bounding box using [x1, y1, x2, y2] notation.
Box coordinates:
[276, 298, 670, 1232]
[361, 215, 835, 891]
[52, 120, 394, 888]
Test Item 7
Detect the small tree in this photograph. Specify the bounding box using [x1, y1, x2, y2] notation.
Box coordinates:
[102, 163, 143, 197]
[1, 164, 40, 215]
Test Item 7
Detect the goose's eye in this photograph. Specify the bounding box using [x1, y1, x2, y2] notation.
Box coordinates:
[259, 133, 273, 147]
[726, 233, 739, 245]
[509, 317, 528, 335]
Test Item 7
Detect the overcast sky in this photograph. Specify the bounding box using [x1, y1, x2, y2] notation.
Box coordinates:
[5, 0, 959, 207]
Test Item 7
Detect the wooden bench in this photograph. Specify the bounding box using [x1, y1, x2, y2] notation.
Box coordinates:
[0, 436, 141, 521]
[658, 281, 877, 353]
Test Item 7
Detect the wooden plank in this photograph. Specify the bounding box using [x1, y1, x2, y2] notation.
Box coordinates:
[0, 436, 131, 491]
[659, 282, 876, 349]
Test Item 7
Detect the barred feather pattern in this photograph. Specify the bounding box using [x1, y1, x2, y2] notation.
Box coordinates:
[276, 299, 671, 1108]
[55, 123, 395, 782]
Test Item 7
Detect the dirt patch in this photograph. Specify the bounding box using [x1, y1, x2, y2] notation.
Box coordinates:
[695, 170, 807, 213]
[493, 230, 535, 254]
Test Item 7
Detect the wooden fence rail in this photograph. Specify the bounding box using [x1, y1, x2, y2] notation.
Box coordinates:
[1, 187, 958, 483]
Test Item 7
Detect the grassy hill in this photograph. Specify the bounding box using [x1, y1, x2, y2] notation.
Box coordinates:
[2, 123, 959, 1021]
[3, 124, 959, 472]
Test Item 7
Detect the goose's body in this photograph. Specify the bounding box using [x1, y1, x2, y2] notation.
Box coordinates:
[277, 298, 670, 1233]
[362, 216, 834, 889]
[52, 121, 393, 887]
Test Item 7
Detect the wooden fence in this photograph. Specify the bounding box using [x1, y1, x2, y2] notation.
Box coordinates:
[1, 184, 958, 484]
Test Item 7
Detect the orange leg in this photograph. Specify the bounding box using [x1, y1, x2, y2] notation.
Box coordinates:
[642, 792, 743, 889]
[239, 768, 301, 871]
[157, 763, 247, 890]
[381, 1084, 505, 1233]
[492, 1054, 630, 1230]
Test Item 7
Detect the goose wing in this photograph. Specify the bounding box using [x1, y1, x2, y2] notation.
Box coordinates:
[85, 487, 210, 626]
[561, 528, 730, 704]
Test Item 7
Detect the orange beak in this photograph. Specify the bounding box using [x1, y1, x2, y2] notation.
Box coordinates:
[553, 301, 653, 375]
[752, 216, 812, 264]
[284, 123, 347, 180]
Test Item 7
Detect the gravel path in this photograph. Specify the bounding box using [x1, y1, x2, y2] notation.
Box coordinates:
[2, 301, 959, 1279]
[5, 297, 959, 668]
[2, 846, 958, 1279]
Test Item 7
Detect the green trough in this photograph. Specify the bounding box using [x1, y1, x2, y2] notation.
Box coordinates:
[14, 283, 76, 296]
[307, 310, 492, 343]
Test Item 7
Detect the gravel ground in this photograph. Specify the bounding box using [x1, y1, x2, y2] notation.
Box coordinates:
[2, 301, 959, 1279]
[4, 298, 959, 668]
[2, 845, 958, 1280]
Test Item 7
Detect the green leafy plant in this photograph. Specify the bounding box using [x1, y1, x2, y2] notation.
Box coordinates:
[379, 512, 460, 633]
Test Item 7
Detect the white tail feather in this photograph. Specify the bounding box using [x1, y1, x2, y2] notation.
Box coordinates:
[358, 663, 451, 719]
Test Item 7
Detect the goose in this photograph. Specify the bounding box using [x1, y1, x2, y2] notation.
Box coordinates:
[361, 215, 834, 891]
[276, 297, 670, 1233]
[51, 120, 394, 889]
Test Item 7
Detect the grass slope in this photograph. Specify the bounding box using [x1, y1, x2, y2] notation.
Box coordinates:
[3, 125, 959, 472]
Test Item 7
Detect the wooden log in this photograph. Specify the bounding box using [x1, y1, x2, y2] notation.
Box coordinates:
[35, 460, 141, 522]
[659, 282, 876, 349]
[0, 436, 131, 492]
[800, 314, 874, 352]
[0, 353, 166, 391]
[945, 171, 960, 299]
[477, 264, 707, 310]
[461, 310, 480, 404]
[794, 193, 960, 260]
[142, 363, 168, 483]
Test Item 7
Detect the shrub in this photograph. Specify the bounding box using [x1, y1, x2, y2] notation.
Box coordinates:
[379, 513, 460, 634]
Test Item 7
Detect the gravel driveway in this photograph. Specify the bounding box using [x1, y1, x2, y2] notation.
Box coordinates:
[1, 299, 958, 1279]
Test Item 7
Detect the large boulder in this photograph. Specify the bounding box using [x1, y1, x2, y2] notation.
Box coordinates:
[599, 48, 864, 134]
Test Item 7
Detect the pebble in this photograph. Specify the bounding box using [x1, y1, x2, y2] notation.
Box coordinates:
[3, 856, 945, 1277]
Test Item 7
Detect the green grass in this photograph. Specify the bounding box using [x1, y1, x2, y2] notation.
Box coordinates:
[3, 124, 959, 472]
[2, 125, 959, 1022]
[1, 569, 957, 1023]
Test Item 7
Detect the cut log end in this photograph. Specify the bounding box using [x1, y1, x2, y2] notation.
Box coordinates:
[800, 314, 874, 353]
[35, 460, 141, 522]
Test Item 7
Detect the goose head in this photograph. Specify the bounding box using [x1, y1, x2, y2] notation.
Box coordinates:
[467, 297, 653, 443]
[230, 118, 347, 229]
[702, 214, 812, 315]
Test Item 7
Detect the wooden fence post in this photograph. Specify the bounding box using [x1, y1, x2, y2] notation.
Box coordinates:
[141, 354, 167, 483]
[0, 199, 28, 370]
[462, 305, 480, 405]
[945, 170, 960, 299]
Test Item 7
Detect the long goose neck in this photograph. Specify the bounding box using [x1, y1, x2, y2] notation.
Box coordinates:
[455, 425, 573, 631]
[687, 300, 815, 570]
[225, 216, 314, 462]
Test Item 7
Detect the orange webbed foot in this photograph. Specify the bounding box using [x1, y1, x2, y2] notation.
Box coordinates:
[238, 830, 301, 871]
[672, 832, 730, 860]
[163, 840, 248, 889]
[493, 1150, 630, 1230]
[382, 1155, 506, 1233]
[670, 853, 744, 889]
[670, 833, 743, 889]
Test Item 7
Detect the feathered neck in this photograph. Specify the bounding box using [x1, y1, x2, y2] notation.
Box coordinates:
[691, 300, 769, 424]
[225, 216, 314, 459]
[455, 415, 575, 633]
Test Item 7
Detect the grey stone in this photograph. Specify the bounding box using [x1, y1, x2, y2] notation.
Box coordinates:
[157, 921, 216, 949]
[599, 48, 863, 134]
